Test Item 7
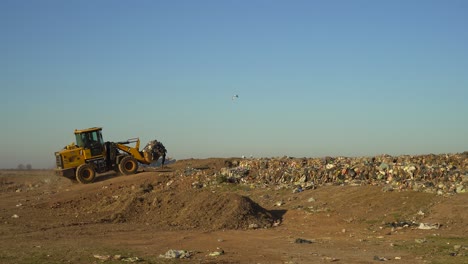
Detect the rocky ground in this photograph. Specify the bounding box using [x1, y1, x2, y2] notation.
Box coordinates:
[0, 154, 467, 263]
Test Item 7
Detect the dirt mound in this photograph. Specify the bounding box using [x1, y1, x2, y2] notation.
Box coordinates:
[45, 182, 275, 231]
[109, 190, 275, 230]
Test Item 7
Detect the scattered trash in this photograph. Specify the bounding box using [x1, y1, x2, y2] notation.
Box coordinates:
[415, 238, 427, 244]
[11, 214, 19, 219]
[453, 245, 462, 251]
[248, 223, 259, 229]
[273, 219, 281, 227]
[373, 255, 389, 261]
[322, 256, 339, 262]
[292, 186, 303, 193]
[93, 254, 111, 261]
[159, 249, 192, 259]
[208, 247, 224, 257]
[93, 255, 142, 262]
[202, 153, 467, 195]
[295, 238, 313, 244]
[140, 183, 153, 193]
[275, 201, 284, 206]
[418, 223, 440, 230]
[385, 221, 418, 228]
[121, 256, 142, 262]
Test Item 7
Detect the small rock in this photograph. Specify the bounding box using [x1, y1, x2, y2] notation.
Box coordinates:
[308, 197, 316, 202]
[11, 214, 19, 219]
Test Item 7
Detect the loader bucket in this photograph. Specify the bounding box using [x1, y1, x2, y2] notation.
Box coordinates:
[142, 140, 167, 164]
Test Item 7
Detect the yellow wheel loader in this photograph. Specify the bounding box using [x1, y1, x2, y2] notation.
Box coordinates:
[54, 127, 166, 183]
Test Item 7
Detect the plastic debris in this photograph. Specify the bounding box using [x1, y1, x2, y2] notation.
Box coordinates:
[121, 256, 142, 262]
[159, 249, 192, 259]
[248, 223, 259, 229]
[415, 238, 427, 244]
[295, 238, 313, 244]
[373, 255, 389, 261]
[93, 254, 111, 261]
[208, 247, 224, 257]
[93, 255, 142, 262]
[418, 223, 440, 230]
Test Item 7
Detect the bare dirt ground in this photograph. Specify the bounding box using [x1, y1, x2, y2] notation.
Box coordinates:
[0, 158, 467, 264]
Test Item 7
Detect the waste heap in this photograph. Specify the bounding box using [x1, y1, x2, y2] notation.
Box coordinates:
[210, 152, 468, 195]
[142, 140, 167, 164]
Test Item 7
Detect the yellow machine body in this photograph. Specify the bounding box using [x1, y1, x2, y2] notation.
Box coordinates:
[55, 127, 166, 183]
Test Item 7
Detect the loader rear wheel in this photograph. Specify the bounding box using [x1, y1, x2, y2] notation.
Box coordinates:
[119, 156, 138, 175]
[76, 164, 96, 184]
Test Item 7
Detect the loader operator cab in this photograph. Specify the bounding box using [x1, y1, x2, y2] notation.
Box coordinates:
[74, 127, 104, 156]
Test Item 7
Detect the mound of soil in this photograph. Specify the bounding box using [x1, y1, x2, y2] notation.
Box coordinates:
[106, 190, 275, 230]
[44, 182, 275, 231]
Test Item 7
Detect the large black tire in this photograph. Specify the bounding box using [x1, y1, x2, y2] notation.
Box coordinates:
[119, 156, 138, 175]
[76, 164, 96, 184]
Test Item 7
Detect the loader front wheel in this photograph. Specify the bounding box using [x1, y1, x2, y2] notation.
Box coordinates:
[119, 156, 138, 175]
[76, 164, 96, 184]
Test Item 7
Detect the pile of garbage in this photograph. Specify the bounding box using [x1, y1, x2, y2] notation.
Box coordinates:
[207, 152, 467, 195]
[141, 140, 167, 164]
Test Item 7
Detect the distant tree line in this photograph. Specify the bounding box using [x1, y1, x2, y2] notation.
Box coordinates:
[17, 164, 32, 170]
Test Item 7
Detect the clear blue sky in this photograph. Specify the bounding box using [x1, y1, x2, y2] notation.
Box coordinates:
[1, 0, 467, 169]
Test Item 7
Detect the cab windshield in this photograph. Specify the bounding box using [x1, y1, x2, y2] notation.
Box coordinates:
[75, 130, 104, 148]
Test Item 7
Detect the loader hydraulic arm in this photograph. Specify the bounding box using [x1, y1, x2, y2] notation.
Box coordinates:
[114, 138, 148, 164]
[114, 138, 166, 166]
